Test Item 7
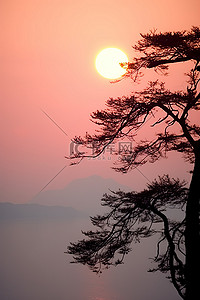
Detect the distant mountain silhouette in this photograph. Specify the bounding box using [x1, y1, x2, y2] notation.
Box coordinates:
[0, 203, 85, 221]
[31, 175, 131, 214]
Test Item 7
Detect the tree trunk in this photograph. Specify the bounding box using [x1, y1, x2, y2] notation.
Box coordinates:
[185, 140, 200, 300]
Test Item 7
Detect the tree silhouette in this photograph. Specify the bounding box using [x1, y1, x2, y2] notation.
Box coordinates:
[66, 27, 200, 300]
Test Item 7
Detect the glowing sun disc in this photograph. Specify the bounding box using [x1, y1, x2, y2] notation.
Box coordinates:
[95, 48, 128, 79]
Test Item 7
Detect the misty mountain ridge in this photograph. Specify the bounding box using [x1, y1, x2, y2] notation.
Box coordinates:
[31, 175, 131, 214]
[0, 202, 86, 221]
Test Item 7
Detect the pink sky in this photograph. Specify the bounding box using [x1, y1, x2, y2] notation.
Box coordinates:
[1, 0, 200, 203]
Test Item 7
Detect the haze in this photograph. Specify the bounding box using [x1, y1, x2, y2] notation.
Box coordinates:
[1, 1, 199, 300]
[1, 0, 199, 203]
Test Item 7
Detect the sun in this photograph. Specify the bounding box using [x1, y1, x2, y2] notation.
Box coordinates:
[95, 48, 128, 79]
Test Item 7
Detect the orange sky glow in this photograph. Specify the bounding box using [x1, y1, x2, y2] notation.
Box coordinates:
[1, 0, 200, 203]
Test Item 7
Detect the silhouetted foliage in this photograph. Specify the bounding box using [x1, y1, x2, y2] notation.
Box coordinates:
[66, 27, 200, 300]
[68, 175, 187, 297]
[125, 26, 200, 81]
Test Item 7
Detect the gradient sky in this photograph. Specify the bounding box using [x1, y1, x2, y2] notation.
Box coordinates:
[1, 0, 200, 204]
